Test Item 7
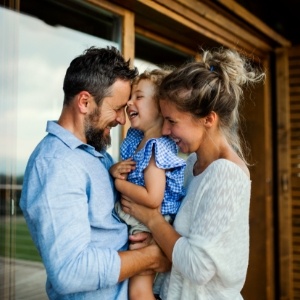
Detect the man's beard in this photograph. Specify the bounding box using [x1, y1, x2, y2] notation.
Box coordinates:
[84, 108, 111, 152]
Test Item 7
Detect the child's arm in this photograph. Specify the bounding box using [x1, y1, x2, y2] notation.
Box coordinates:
[109, 158, 136, 180]
[115, 154, 166, 209]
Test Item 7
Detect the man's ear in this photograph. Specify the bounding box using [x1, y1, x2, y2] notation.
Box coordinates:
[77, 91, 92, 114]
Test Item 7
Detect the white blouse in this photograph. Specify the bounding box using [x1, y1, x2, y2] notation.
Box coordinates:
[158, 153, 251, 300]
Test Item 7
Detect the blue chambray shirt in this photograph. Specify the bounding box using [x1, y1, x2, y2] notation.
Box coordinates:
[20, 121, 129, 299]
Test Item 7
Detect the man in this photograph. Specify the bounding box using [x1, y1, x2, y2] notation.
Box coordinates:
[20, 46, 170, 299]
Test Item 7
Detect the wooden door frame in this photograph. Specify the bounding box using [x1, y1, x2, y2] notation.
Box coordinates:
[276, 47, 293, 299]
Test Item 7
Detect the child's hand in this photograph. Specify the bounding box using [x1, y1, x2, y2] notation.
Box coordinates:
[129, 232, 153, 250]
[109, 158, 136, 180]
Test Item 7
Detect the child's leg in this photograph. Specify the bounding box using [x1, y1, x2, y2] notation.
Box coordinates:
[129, 273, 156, 300]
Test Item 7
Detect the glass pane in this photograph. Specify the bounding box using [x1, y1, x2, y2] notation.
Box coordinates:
[0, 1, 121, 298]
[135, 34, 192, 68]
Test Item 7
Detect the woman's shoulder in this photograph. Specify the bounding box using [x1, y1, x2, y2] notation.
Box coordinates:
[208, 159, 250, 180]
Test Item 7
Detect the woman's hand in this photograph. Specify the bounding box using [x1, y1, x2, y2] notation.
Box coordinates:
[121, 195, 162, 228]
[109, 158, 136, 180]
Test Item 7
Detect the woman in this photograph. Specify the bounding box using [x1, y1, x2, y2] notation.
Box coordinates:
[122, 47, 265, 299]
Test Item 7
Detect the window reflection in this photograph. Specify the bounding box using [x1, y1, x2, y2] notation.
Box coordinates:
[0, 3, 121, 299]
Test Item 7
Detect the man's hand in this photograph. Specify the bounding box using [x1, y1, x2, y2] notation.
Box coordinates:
[146, 243, 172, 273]
[118, 237, 171, 281]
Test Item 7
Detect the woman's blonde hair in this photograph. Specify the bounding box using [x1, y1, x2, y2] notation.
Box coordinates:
[159, 47, 265, 163]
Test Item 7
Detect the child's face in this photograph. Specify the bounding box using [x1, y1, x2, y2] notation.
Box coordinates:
[126, 79, 162, 132]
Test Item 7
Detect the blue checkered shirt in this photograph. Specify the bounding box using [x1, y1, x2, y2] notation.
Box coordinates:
[121, 128, 186, 215]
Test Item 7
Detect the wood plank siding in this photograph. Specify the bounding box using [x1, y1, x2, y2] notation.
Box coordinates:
[277, 47, 293, 300]
[289, 46, 300, 299]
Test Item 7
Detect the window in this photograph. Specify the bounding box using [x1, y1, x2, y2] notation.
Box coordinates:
[135, 34, 192, 69]
[0, 1, 122, 298]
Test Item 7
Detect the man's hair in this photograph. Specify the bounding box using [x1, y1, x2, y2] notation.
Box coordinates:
[63, 46, 138, 105]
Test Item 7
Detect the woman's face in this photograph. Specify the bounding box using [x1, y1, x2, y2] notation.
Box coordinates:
[160, 100, 205, 154]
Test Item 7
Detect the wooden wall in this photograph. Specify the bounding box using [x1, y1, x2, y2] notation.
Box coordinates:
[289, 46, 300, 299]
[241, 58, 275, 299]
[276, 45, 300, 300]
[276, 47, 293, 300]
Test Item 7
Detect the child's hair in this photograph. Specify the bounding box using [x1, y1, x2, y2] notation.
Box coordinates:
[133, 68, 174, 104]
[159, 47, 266, 163]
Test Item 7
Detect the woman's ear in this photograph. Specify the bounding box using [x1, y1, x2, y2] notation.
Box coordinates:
[77, 91, 92, 114]
[204, 111, 217, 127]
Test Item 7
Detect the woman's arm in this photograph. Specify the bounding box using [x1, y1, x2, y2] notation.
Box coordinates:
[123, 161, 250, 284]
[116, 154, 166, 208]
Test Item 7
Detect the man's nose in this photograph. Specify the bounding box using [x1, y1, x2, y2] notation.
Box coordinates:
[117, 109, 126, 125]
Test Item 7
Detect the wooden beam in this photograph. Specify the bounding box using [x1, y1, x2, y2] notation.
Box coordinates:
[217, 0, 291, 47]
[138, 0, 267, 57]
[121, 10, 135, 136]
[263, 57, 275, 300]
[85, 0, 135, 139]
[86, 0, 128, 16]
[135, 27, 196, 57]
[170, 0, 272, 51]
[276, 47, 293, 300]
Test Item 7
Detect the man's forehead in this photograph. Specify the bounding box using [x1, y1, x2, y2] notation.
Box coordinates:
[103, 95, 129, 109]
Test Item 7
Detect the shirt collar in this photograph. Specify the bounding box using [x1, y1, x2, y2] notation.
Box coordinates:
[46, 120, 104, 158]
